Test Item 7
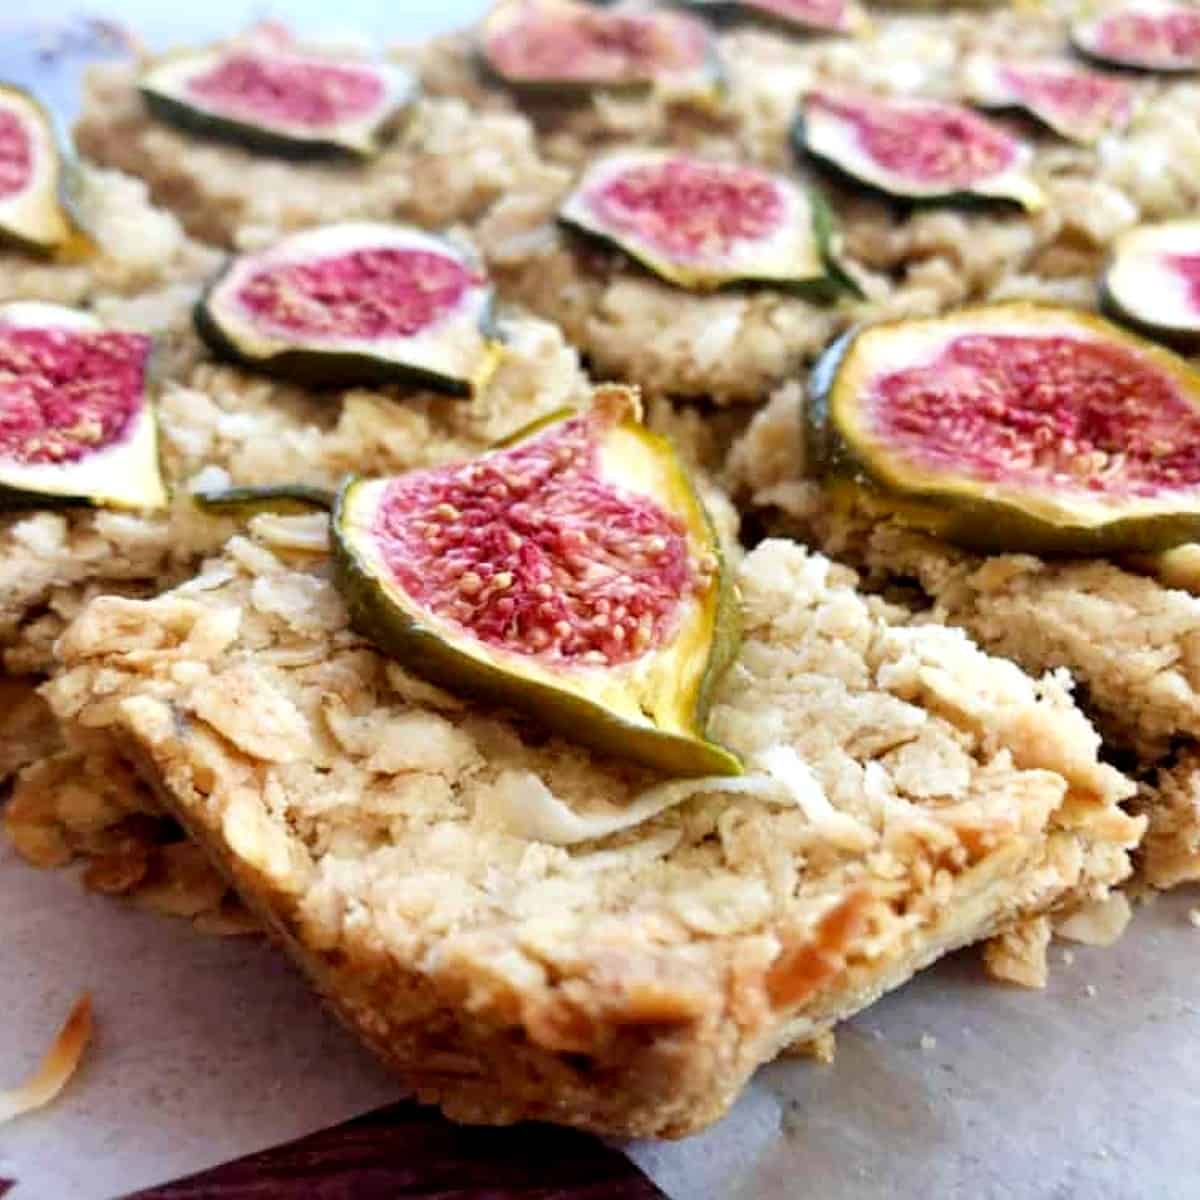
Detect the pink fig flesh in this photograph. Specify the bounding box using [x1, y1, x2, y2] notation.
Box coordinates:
[236, 246, 483, 342]
[0, 108, 32, 201]
[996, 62, 1132, 137]
[818, 305, 1200, 553]
[484, 3, 711, 87]
[868, 333, 1200, 501]
[0, 325, 151, 467]
[745, 0, 855, 33]
[372, 411, 699, 666]
[1087, 5, 1200, 71]
[197, 224, 499, 393]
[185, 52, 386, 128]
[809, 91, 1017, 188]
[586, 156, 785, 265]
[1166, 253, 1200, 310]
[333, 388, 742, 775]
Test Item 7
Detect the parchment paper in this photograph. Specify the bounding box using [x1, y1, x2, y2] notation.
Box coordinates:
[629, 890, 1200, 1200]
[3, 4, 1200, 1199]
[0, 843, 401, 1198]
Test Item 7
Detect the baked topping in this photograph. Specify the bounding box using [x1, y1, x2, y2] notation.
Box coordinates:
[0, 302, 165, 510]
[810, 302, 1200, 554]
[559, 149, 845, 294]
[333, 386, 741, 775]
[195, 223, 501, 394]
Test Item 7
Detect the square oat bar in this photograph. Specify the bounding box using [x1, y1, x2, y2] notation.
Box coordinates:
[729, 385, 1200, 890]
[40, 512, 1141, 1137]
[0, 173, 215, 779]
[74, 48, 564, 249]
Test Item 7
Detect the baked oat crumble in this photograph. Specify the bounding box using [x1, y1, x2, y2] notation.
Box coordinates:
[38, 515, 1141, 1134]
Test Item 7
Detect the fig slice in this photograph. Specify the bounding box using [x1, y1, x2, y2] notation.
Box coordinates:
[1102, 220, 1200, 348]
[964, 57, 1135, 144]
[558, 149, 847, 294]
[0, 301, 166, 511]
[195, 223, 502, 395]
[795, 89, 1045, 211]
[0, 84, 80, 254]
[480, 0, 721, 98]
[808, 301, 1200, 556]
[1071, 2, 1200, 73]
[192, 483, 336, 515]
[139, 45, 417, 158]
[332, 385, 742, 776]
[682, 0, 867, 35]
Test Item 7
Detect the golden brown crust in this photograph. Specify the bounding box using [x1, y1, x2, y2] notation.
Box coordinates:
[4, 742, 255, 932]
[1133, 752, 1200, 890]
[0, 678, 61, 783]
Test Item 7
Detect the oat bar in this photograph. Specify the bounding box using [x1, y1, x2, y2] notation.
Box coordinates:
[42, 516, 1140, 1136]
[75, 55, 563, 248]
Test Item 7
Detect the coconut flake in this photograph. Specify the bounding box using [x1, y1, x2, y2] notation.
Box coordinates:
[0, 994, 92, 1126]
[1054, 893, 1133, 947]
[477, 768, 772, 845]
[752, 745, 874, 847]
[187, 464, 233, 494]
[480, 744, 870, 847]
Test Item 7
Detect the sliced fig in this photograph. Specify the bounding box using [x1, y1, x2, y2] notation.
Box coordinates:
[1072, 3, 1200, 73]
[809, 301, 1200, 555]
[965, 57, 1135, 144]
[139, 45, 417, 158]
[0, 302, 166, 511]
[195, 223, 502, 395]
[0, 84, 80, 254]
[682, 0, 866, 35]
[1102, 220, 1200, 348]
[332, 386, 742, 776]
[559, 149, 847, 294]
[480, 0, 721, 98]
[795, 89, 1045, 211]
[192, 483, 336, 515]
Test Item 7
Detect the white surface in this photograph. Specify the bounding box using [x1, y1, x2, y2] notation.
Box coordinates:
[631, 890, 1200, 1200]
[0, 843, 400, 1198]
[1, 2, 488, 45]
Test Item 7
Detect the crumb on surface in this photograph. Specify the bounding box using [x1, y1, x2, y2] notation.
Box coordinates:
[983, 916, 1051, 990]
